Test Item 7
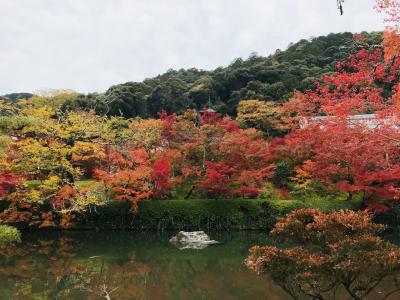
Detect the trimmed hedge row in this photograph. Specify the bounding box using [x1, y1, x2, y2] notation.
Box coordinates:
[79, 198, 359, 231]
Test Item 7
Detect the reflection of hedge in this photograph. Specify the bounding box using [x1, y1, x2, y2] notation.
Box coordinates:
[81, 198, 359, 231]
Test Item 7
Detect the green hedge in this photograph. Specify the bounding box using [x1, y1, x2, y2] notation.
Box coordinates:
[80, 198, 360, 231]
[82, 199, 277, 231]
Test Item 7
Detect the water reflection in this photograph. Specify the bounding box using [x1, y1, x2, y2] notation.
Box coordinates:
[0, 231, 284, 300]
[0, 231, 399, 299]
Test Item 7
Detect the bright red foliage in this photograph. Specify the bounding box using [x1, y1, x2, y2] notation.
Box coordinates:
[197, 161, 235, 197]
[283, 49, 397, 120]
[281, 45, 400, 212]
[152, 157, 174, 198]
[154, 111, 275, 199]
[198, 110, 222, 125]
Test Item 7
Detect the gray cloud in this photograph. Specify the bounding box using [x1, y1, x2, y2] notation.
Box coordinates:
[0, 0, 385, 94]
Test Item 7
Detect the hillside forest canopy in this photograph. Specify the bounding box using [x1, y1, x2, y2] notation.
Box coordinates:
[1, 32, 383, 118]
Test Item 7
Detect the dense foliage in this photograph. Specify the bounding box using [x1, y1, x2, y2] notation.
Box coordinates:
[276, 43, 400, 212]
[0, 98, 277, 227]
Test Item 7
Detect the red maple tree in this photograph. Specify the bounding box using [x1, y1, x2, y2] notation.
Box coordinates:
[280, 42, 400, 212]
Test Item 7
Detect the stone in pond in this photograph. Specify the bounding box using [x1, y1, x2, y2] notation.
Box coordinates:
[169, 231, 219, 250]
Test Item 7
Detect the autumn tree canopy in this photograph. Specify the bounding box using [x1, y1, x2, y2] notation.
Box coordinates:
[0, 0, 399, 227]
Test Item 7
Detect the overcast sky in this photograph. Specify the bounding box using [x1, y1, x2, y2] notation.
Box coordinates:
[0, 0, 385, 95]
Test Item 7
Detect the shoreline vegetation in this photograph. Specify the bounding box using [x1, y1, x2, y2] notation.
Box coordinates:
[0, 196, 364, 231]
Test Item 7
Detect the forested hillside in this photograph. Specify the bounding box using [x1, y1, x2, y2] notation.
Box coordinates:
[1, 32, 382, 117]
[2, 93, 33, 102]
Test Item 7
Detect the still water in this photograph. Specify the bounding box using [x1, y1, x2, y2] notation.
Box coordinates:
[0, 231, 398, 300]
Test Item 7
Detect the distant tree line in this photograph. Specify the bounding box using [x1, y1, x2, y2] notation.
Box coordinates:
[1, 32, 383, 119]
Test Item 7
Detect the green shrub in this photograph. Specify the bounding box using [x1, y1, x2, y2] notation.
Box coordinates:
[293, 194, 363, 212]
[0, 225, 21, 244]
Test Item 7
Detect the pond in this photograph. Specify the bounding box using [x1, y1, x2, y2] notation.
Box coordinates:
[0, 231, 399, 300]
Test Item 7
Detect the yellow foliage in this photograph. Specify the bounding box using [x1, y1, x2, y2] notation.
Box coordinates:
[76, 185, 109, 208]
[0, 135, 10, 158]
[41, 175, 62, 193]
[60, 111, 105, 140]
[24, 189, 42, 203]
[71, 141, 105, 162]
[129, 119, 162, 149]
[0, 100, 17, 116]
[9, 138, 80, 180]
[237, 100, 281, 134]
[19, 93, 78, 111]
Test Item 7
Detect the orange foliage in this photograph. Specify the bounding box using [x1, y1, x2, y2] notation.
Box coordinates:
[383, 30, 400, 60]
[94, 147, 152, 211]
[247, 209, 400, 299]
[376, 0, 400, 60]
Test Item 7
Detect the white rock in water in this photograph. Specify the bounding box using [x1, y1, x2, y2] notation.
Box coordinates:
[169, 231, 219, 250]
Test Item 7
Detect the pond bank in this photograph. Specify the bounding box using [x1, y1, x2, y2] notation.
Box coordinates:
[0, 198, 365, 231]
